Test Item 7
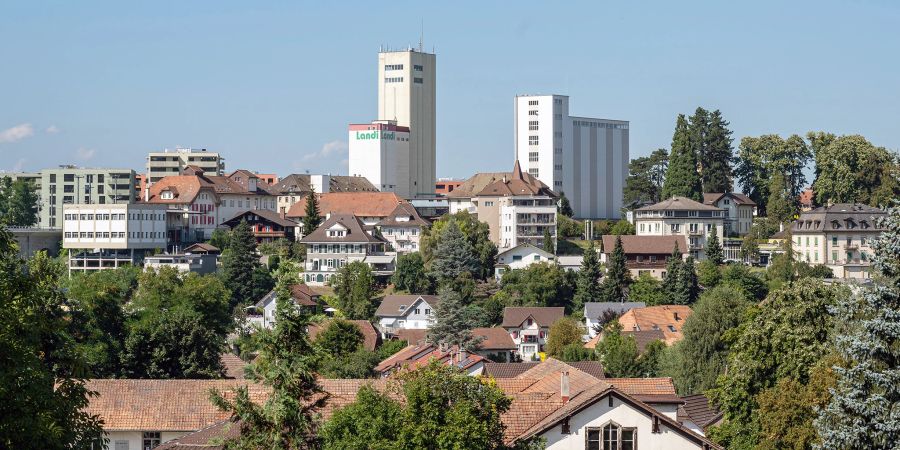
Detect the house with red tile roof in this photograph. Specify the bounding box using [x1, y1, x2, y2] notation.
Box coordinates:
[617, 305, 693, 346]
[634, 196, 725, 261]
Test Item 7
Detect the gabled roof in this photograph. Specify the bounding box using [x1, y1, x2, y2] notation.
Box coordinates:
[255, 284, 319, 309]
[308, 319, 381, 352]
[446, 171, 510, 199]
[146, 175, 215, 204]
[473, 327, 517, 350]
[703, 192, 757, 206]
[475, 160, 557, 198]
[222, 209, 298, 228]
[502, 307, 565, 328]
[299, 214, 387, 244]
[183, 242, 220, 254]
[636, 196, 722, 212]
[584, 302, 646, 320]
[623, 329, 668, 352]
[373, 342, 486, 375]
[155, 419, 238, 450]
[286, 192, 407, 219]
[482, 362, 541, 378]
[617, 305, 693, 345]
[497, 243, 555, 259]
[377, 202, 430, 227]
[269, 174, 377, 195]
[600, 235, 688, 255]
[220, 353, 248, 379]
[681, 394, 724, 429]
[374, 294, 440, 317]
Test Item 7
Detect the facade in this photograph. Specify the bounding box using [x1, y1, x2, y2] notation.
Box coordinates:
[377, 48, 436, 198]
[348, 120, 412, 196]
[376, 202, 428, 254]
[270, 174, 377, 215]
[514, 94, 629, 219]
[634, 197, 724, 260]
[38, 166, 136, 228]
[617, 305, 693, 346]
[221, 209, 298, 243]
[374, 294, 439, 338]
[791, 203, 887, 279]
[146, 148, 224, 184]
[248, 284, 321, 329]
[495, 243, 556, 280]
[584, 302, 647, 338]
[299, 214, 393, 286]
[8, 227, 62, 259]
[703, 193, 756, 236]
[144, 253, 217, 275]
[502, 307, 565, 360]
[62, 203, 168, 273]
[435, 179, 463, 194]
[599, 235, 688, 280]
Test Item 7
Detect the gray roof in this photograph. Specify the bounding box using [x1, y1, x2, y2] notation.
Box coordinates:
[502, 307, 565, 328]
[636, 196, 722, 212]
[269, 174, 377, 195]
[792, 203, 886, 233]
[299, 214, 387, 244]
[377, 202, 430, 227]
[223, 209, 298, 228]
[584, 302, 647, 319]
[375, 294, 440, 317]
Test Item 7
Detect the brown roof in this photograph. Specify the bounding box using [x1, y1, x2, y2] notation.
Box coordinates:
[475, 160, 557, 198]
[286, 192, 407, 219]
[799, 189, 814, 207]
[269, 174, 377, 195]
[373, 342, 487, 375]
[374, 294, 440, 317]
[155, 420, 238, 450]
[220, 353, 248, 379]
[473, 327, 516, 350]
[617, 305, 693, 345]
[393, 328, 427, 344]
[565, 361, 606, 379]
[623, 329, 667, 352]
[298, 214, 387, 244]
[445, 172, 510, 199]
[636, 196, 723, 212]
[255, 284, 319, 309]
[703, 192, 757, 206]
[482, 362, 541, 378]
[377, 202, 430, 227]
[183, 242, 220, 254]
[600, 235, 688, 255]
[502, 307, 565, 328]
[223, 209, 297, 228]
[308, 319, 381, 352]
[681, 394, 724, 429]
[146, 175, 213, 204]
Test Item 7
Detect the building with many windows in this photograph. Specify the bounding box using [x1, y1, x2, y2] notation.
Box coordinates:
[38, 166, 137, 228]
[299, 214, 394, 286]
[634, 197, 724, 260]
[348, 120, 412, 197]
[62, 203, 168, 273]
[791, 203, 887, 279]
[514, 94, 628, 219]
[146, 148, 224, 184]
[703, 192, 756, 236]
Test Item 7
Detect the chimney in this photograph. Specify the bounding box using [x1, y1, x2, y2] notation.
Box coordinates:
[458, 349, 468, 363]
[560, 371, 570, 404]
[674, 312, 680, 321]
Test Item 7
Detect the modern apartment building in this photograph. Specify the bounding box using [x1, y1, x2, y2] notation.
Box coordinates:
[514, 94, 628, 219]
[791, 203, 887, 279]
[146, 148, 224, 184]
[633, 197, 725, 260]
[62, 203, 168, 273]
[348, 120, 411, 196]
[377, 47, 436, 198]
[38, 166, 136, 228]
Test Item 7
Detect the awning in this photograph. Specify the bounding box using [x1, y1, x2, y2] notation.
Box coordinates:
[363, 255, 395, 264]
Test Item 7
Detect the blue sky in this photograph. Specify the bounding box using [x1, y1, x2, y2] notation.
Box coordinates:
[1, 1, 898, 179]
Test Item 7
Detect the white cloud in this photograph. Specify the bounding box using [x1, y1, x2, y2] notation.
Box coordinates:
[301, 140, 348, 162]
[45, 125, 60, 134]
[76, 148, 97, 160]
[0, 123, 34, 144]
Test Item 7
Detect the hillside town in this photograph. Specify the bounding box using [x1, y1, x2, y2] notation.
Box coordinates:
[3, 7, 900, 450]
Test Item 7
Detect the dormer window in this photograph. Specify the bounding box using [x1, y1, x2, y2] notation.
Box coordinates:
[161, 191, 174, 200]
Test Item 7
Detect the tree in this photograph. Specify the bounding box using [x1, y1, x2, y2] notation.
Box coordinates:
[599, 235, 631, 302]
[332, 261, 376, 320]
[211, 264, 324, 449]
[121, 310, 226, 378]
[705, 224, 724, 265]
[735, 134, 812, 216]
[815, 204, 900, 448]
[498, 263, 575, 309]
[766, 173, 795, 225]
[320, 385, 403, 450]
[0, 177, 39, 226]
[545, 317, 585, 357]
[542, 226, 554, 254]
[595, 321, 659, 377]
[318, 349, 382, 379]
[421, 211, 496, 280]
[608, 219, 635, 235]
[623, 149, 668, 205]
[661, 244, 683, 295]
[700, 109, 734, 193]
[391, 252, 432, 294]
[662, 114, 702, 201]
[809, 133, 900, 206]
[426, 219, 479, 285]
[0, 230, 105, 449]
[427, 287, 482, 351]
[301, 189, 322, 236]
[209, 228, 230, 250]
[697, 259, 721, 288]
[573, 241, 602, 313]
[221, 219, 259, 308]
[673, 256, 699, 305]
[720, 263, 768, 301]
[628, 272, 666, 306]
[314, 319, 363, 358]
[558, 191, 574, 217]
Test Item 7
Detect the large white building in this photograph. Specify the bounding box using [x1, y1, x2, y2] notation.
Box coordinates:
[62, 203, 168, 273]
[514, 94, 628, 219]
[633, 197, 725, 260]
[377, 47, 436, 198]
[348, 120, 411, 196]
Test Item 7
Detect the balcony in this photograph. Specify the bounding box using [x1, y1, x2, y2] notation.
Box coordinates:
[688, 229, 704, 236]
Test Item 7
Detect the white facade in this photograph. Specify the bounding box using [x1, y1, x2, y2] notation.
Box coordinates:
[514, 95, 628, 219]
[376, 296, 437, 338]
[495, 244, 555, 280]
[62, 204, 168, 250]
[144, 253, 217, 275]
[378, 48, 436, 198]
[348, 121, 411, 197]
[497, 197, 558, 250]
[106, 431, 186, 450]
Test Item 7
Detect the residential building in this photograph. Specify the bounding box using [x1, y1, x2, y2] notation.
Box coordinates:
[378, 47, 436, 198]
[348, 120, 412, 196]
[270, 174, 377, 215]
[409, 196, 449, 221]
[145, 168, 276, 244]
[146, 148, 224, 184]
[221, 209, 298, 243]
[634, 196, 725, 260]
[502, 306, 565, 360]
[247, 284, 321, 329]
[37, 166, 136, 228]
[600, 235, 688, 280]
[703, 192, 756, 236]
[309, 319, 381, 351]
[144, 253, 217, 275]
[299, 214, 393, 286]
[514, 94, 629, 219]
[791, 203, 887, 279]
[557, 255, 584, 272]
[374, 294, 439, 338]
[374, 342, 488, 377]
[181, 242, 220, 255]
[7, 227, 62, 259]
[584, 302, 647, 338]
[286, 191, 408, 229]
[447, 171, 511, 214]
[254, 173, 278, 185]
[495, 243, 556, 280]
[681, 394, 724, 435]
[617, 305, 693, 346]
[435, 179, 463, 194]
[376, 202, 429, 253]
[62, 203, 168, 273]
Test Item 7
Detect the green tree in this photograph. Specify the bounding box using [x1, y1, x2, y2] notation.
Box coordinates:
[558, 191, 574, 217]
[0, 231, 105, 449]
[697, 259, 721, 288]
[599, 235, 631, 302]
[332, 261, 377, 320]
[661, 244, 683, 295]
[623, 149, 669, 205]
[815, 204, 900, 448]
[392, 252, 432, 293]
[573, 241, 602, 313]
[720, 263, 768, 301]
[705, 224, 723, 265]
[766, 173, 796, 225]
[498, 263, 575, 309]
[608, 219, 635, 235]
[221, 219, 260, 308]
[542, 226, 554, 254]
[735, 134, 812, 216]
[318, 349, 382, 379]
[211, 264, 324, 449]
[131, 268, 233, 336]
[595, 321, 660, 377]
[427, 287, 482, 351]
[545, 317, 585, 357]
[121, 309, 226, 378]
[314, 319, 364, 358]
[662, 114, 702, 201]
[674, 256, 699, 305]
[758, 356, 837, 450]
[0, 177, 39, 226]
[427, 219, 480, 285]
[301, 189, 322, 236]
[700, 109, 734, 193]
[209, 228, 230, 250]
[321, 385, 403, 450]
[421, 211, 496, 280]
[810, 133, 900, 206]
[628, 272, 666, 306]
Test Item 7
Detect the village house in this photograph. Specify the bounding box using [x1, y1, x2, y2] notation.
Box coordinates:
[791, 203, 887, 279]
[502, 306, 566, 360]
[298, 214, 394, 286]
[616, 305, 693, 346]
[633, 196, 725, 261]
[375, 202, 429, 254]
[583, 302, 647, 338]
[221, 209, 299, 243]
[269, 173, 377, 215]
[374, 294, 439, 338]
[286, 191, 407, 229]
[247, 284, 321, 329]
[702, 192, 756, 236]
[374, 327, 517, 375]
[599, 234, 688, 280]
[494, 243, 556, 280]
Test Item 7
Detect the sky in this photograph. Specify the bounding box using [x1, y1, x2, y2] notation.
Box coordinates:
[1, 1, 899, 180]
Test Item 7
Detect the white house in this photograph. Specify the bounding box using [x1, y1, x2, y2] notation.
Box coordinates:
[299, 214, 394, 286]
[703, 193, 757, 236]
[502, 307, 565, 360]
[246, 284, 320, 329]
[633, 196, 725, 260]
[495, 243, 556, 280]
[144, 253, 217, 275]
[374, 294, 439, 338]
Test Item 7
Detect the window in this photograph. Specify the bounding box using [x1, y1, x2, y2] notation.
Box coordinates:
[528, 168, 539, 177]
[384, 77, 404, 83]
[50, 174, 56, 182]
[413, 77, 423, 84]
[586, 423, 636, 450]
[529, 110, 538, 116]
[64, 174, 74, 182]
[414, 308, 420, 315]
[64, 184, 74, 193]
[528, 120, 539, 131]
[534, 255, 541, 261]
[114, 441, 130, 450]
[529, 151, 539, 162]
[425, 308, 431, 315]
[142, 432, 161, 449]
[413, 64, 423, 71]
[554, 147, 562, 154]
[529, 136, 539, 145]
[528, 100, 538, 106]
[384, 64, 403, 71]
[513, 255, 522, 262]
[554, 164, 562, 170]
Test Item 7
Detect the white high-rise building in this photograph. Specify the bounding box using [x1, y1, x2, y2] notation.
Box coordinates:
[514, 95, 629, 219]
[377, 48, 436, 198]
[348, 120, 411, 195]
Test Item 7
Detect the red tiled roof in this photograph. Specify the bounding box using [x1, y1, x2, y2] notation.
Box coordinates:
[220, 353, 248, 380]
[703, 192, 756, 206]
[286, 192, 407, 219]
[473, 327, 517, 350]
[636, 196, 722, 212]
[393, 328, 427, 344]
[475, 160, 556, 198]
[298, 213, 387, 244]
[482, 362, 540, 379]
[617, 305, 693, 345]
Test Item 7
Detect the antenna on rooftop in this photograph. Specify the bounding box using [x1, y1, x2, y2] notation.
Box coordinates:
[419, 19, 424, 52]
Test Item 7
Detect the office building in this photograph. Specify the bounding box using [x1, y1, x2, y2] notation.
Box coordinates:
[146, 148, 224, 184]
[514, 94, 628, 219]
[348, 120, 411, 196]
[38, 166, 136, 228]
[62, 203, 168, 273]
[377, 47, 436, 198]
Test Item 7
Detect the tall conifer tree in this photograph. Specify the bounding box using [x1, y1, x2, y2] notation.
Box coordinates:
[662, 114, 702, 201]
[301, 187, 322, 236]
[701, 110, 734, 193]
[599, 235, 631, 302]
[221, 219, 259, 308]
[573, 240, 602, 313]
[705, 224, 724, 265]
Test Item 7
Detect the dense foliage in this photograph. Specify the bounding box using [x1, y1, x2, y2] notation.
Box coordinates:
[0, 176, 39, 226]
[331, 261, 377, 320]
